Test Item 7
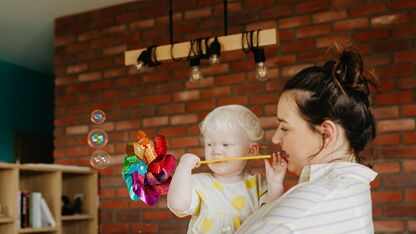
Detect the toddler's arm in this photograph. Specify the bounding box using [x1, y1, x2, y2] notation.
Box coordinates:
[167, 153, 200, 212]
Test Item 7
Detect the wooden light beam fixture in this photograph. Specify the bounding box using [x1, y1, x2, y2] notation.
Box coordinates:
[124, 28, 279, 66]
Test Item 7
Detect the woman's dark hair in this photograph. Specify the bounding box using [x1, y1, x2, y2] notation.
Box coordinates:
[283, 44, 378, 165]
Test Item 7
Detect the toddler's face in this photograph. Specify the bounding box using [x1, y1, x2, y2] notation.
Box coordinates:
[203, 127, 254, 178]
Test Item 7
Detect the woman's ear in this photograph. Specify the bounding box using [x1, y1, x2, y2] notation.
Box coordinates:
[248, 143, 260, 155]
[320, 120, 337, 148]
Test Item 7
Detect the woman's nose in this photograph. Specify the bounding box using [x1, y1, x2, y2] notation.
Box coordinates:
[272, 129, 282, 145]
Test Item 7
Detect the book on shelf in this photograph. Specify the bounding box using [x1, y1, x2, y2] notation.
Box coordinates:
[17, 191, 56, 228]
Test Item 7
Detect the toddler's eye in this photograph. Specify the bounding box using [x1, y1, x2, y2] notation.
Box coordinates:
[207, 143, 212, 147]
[223, 144, 229, 147]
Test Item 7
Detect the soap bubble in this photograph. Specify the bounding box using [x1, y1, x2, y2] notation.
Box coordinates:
[90, 109, 106, 125]
[90, 150, 110, 169]
[87, 129, 108, 148]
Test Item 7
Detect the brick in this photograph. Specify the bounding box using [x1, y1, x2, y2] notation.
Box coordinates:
[282, 64, 312, 78]
[233, 83, 264, 95]
[402, 105, 416, 117]
[398, 78, 416, 90]
[171, 114, 199, 125]
[377, 119, 415, 133]
[78, 30, 102, 41]
[171, 137, 199, 148]
[374, 133, 400, 145]
[406, 189, 416, 201]
[296, 0, 329, 13]
[353, 29, 389, 41]
[187, 100, 215, 112]
[103, 45, 126, 56]
[279, 16, 311, 29]
[184, 7, 211, 19]
[201, 64, 229, 76]
[119, 97, 140, 108]
[373, 162, 400, 174]
[350, 2, 385, 17]
[385, 204, 416, 216]
[172, 90, 200, 102]
[143, 211, 172, 221]
[312, 10, 347, 23]
[333, 18, 369, 31]
[394, 51, 416, 63]
[316, 34, 350, 48]
[249, 93, 279, 105]
[371, 13, 407, 27]
[55, 76, 78, 86]
[143, 94, 171, 105]
[66, 42, 89, 53]
[244, 0, 274, 8]
[230, 60, 254, 72]
[216, 73, 246, 85]
[332, 0, 361, 7]
[131, 223, 158, 233]
[142, 116, 168, 128]
[387, 0, 416, 9]
[403, 131, 416, 144]
[374, 91, 413, 105]
[201, 86, 231, 98]
[115, 119, 141, 131]
[143, 72, 169, 83]
[158, 103, 186, 115]
[65, 146, 89, 157]
[297, 24, 331, 38]
[159, 126, 187, 137]
[374, 220, 404, 232]
[403, 160, 416, 172]
[67, 63, 88, 74]
[78, 72, 101, 82]
[129, 19, 155, 30]
[383, 174, 416, 187]
[261, 5, 293, 20]
[55, 35, 76, 46]
[372, 191, 403, 202]
[280, 39, 314, 52]
[186, 77, 214, 89]
[380, 146, 416, 159]
[218, 96, 248, 106]
[65, 125, 88, 135]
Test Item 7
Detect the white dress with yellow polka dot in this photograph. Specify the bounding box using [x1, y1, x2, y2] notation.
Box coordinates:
[168, 172, 267, 234]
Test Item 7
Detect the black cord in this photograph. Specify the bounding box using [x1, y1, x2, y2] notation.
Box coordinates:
[224, 0, 228, 35]
[169, 0, 173, 44]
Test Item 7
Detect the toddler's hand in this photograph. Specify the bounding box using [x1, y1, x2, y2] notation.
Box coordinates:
[178, 153, 201, 170]
[264, 152, 287, 186]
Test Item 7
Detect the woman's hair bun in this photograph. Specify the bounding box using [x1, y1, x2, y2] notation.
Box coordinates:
[330, 44, 378, 95]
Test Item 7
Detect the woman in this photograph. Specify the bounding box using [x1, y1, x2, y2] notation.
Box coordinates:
[236, 45, 378, 234]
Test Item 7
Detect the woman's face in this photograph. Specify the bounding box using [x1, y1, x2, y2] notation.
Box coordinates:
[272, 92, 322, 176]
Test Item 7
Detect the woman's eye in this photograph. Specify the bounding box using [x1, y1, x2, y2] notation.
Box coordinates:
[280, 127, 288, 132]
[223, 144, 229, 147]
[207, 143, 212, 147]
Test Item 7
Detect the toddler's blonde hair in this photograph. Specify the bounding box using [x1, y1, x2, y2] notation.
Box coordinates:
[200, 105, 264, 142]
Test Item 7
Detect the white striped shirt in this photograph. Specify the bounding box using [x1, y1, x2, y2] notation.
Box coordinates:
[236, 162, 378, 234]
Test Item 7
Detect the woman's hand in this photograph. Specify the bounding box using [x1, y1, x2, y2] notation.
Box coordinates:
[264, 152, 287, 203]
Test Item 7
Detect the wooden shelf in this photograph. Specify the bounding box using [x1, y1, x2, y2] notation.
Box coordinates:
[0, 162, 98, 234]
[0, 216, 13, 223]
[19, 227, 57, 233]
[61, 214, 93, 221]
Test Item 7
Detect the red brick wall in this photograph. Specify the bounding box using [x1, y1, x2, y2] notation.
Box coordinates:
[54, 0, 416, 233]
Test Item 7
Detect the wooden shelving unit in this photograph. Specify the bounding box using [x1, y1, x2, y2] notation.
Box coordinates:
[0, 162, 98, 234]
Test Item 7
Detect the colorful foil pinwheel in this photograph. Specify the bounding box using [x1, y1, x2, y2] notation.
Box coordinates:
[122, 130, 176, 206]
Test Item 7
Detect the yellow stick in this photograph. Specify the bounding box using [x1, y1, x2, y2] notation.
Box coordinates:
[198, 155, 271, 164]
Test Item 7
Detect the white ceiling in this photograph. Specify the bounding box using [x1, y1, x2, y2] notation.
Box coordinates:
[0, 0, 136, 74]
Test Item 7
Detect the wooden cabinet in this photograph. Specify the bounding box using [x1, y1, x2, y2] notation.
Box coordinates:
[0, 162, 97, 234]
